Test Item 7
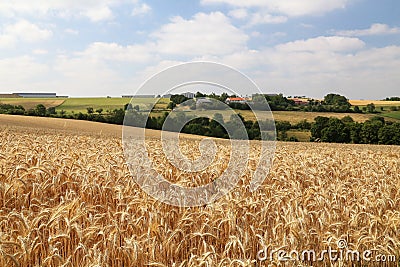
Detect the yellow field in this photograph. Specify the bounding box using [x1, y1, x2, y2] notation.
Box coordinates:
[1, 116, 399, 266]
[350, 100, 400, 106]
[271, 111, 380, 123]
[0, 98, 66, 109]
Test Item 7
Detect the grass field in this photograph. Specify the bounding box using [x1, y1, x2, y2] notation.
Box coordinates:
[382, 111, 400, 120]
[0, 98, 66, 109]
[0, 116, 399, 266]
[56, 97, 170, 114]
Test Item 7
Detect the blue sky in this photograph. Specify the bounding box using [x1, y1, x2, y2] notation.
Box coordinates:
[0, 0, 399, 99]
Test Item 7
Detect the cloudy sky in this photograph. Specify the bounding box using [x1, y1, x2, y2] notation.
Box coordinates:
[0, 0, 399, 99]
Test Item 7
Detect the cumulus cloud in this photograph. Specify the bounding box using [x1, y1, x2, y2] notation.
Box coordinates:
[79, 42, 154, 62]
[131, 3, 151, 16]
[0, 20, 52, 48]
[84, 5, 114, 22]
[201, 0, 351, 16]
[64, 28, 79, 35]
[215, 41, 400, 99]
[151, 12, 249, 56]
[334, 23, 400, 37]
[0, 56, 50, 89]
[228, 9, 248, 19]
[0, 0, 148, 22]
[276, 36, 365, 52]
[247, 12, 288, 26]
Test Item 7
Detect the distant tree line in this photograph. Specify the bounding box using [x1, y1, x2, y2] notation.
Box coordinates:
[166, 92, 400, 115]
[0, 103, 127, 125]
[125, 109, 276, 141]
[310, 116, 400, 145]
[0, 103, 55, 116]
[385, 97, 400, 101]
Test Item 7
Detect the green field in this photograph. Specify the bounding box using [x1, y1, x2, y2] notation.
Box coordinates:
[381, 111, 400, 120]
[56, 97, 170, 114]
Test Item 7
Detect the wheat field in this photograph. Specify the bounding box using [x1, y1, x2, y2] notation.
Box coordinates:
[0, 117, 400, 266]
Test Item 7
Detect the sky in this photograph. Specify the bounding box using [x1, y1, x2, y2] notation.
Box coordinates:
[0, 0, 399, 99]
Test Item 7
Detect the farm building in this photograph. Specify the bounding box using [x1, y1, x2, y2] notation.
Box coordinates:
[122, 95, 155, 98]
[15, 93, 57, 98]
[225, 97, 246, 104]
[289, 98, 309, 106]
[182, 92, 195, 98]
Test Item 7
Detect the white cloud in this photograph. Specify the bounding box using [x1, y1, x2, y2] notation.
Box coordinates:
[79, 42, 154, 62]
[251, 31, 262, 37]
[32, 49, 48, 55]
[85, 5, 113, 22]
[152, 12, 249, 56]
[131, 3, 151, 16]
[248, 12, 287, 26]
[212, 39, 400, 99]
[276, 36, 365, 52]
[228, 8, 248, 19]
[334, 23, 400, 37]
[0, 20, 52, 48]
[0, 0, 141, 22]
[201, 0, 351, 16]
[53, 55, 123, 96]
[65, 28, 79, 35]
[0, 56, 49, 89]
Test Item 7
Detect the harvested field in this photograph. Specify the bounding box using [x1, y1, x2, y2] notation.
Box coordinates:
[350, 100, 400, 106]
[0, 98, 65, 110]
[270, 111, 380, 123]
[0, 115, 399, 266]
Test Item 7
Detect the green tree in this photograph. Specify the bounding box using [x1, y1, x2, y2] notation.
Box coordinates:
[170, 95, 188, 105]
[167, 101, 176, 109]
[349, 122, 362, 144]
[35, 104, 47, 116]
[366, 103, 376, 113]
[195, 92, 206, 98]
[341, 116, 354, 124]
[323, 93, 350, 107]
[86, 107, 94, 114]
[320, 118, 350, 143]
[47, 107, 56, 115]
[311, 116, 330, 139]
[360, 120, 383, 144]
[378, 123, 400, 145]
[96, 108, 103, 114]
[275, 121, 292, 132]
